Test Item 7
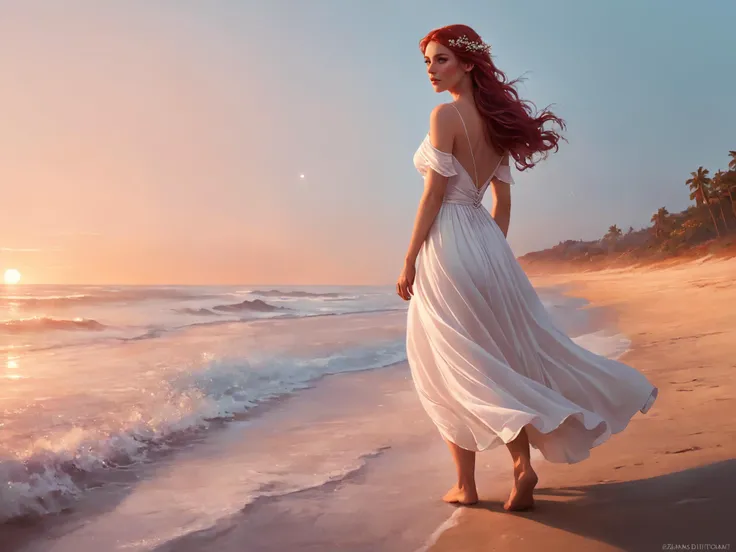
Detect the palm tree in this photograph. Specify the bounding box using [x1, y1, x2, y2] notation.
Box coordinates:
[723, 169, 736, 218]
[724, 150, 736, 218]
[686, 167, 720, 237]
[711, 171, 731, 231]
[605, 224, 623, 241]
[650, 207, 670, 239]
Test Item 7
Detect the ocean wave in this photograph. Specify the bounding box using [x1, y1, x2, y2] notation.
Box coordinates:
[175, 308, 222, 316]
[247, 289, 345, 299]
[174, 299, 289, 317]
[1, 308, 406, 352]
[172, 307, 406, 332]
[1, 316, 107, 334]
[212, 299, 288, 313]
[0, 288, 214, 309]
[0, 341, 407, 522]
[144, 446, 393, 550]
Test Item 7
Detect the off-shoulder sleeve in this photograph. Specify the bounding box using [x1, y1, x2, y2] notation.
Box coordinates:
[494, 161, 515, 185]
[413, 135, 458, 177]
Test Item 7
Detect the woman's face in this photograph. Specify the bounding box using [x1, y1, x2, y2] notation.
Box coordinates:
[424, 40, 470, 93]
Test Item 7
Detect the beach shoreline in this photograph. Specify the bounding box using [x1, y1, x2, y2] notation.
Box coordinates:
[429, 257, 736, 551]
[1, 283, 632, 552]
[4, 264, 733, 551]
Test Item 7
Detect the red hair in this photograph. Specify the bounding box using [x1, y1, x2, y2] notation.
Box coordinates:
[420, 24, 565, 171]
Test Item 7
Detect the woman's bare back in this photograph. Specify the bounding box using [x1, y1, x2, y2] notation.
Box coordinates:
[449, 102, 506, 190]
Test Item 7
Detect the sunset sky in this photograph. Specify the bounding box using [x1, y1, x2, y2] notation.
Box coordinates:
[2, 1, 735, 285]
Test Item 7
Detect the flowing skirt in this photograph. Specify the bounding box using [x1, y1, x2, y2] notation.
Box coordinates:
[406, 203, 657, 464]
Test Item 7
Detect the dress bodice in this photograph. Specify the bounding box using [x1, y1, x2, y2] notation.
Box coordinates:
[412, 105, 515, 207]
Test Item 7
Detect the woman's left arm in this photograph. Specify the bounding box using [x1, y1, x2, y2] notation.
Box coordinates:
[397, 105, 455, 300]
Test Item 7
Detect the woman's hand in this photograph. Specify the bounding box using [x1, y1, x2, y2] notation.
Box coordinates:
[396, 261, 416, 301]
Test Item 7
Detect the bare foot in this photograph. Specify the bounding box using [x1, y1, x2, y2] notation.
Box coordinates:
[503, 469, 538, 511]
[442, 485, 479, 505]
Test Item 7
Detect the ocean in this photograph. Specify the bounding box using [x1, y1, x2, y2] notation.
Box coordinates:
[0, 283, 631, 551]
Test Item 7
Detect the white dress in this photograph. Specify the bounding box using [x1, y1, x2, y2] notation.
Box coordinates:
[406, 106, 657, 464]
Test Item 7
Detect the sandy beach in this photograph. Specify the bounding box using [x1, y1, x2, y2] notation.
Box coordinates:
[429, 256, 736, 552]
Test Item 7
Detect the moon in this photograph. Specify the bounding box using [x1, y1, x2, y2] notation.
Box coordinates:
[4, 268, 21, 285]
[299, 174, 305, 179]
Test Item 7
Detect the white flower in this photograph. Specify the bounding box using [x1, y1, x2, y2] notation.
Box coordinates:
[448, 35, 491, 55]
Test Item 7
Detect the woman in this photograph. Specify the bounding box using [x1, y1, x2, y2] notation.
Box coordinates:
[397, 24, 658, 512]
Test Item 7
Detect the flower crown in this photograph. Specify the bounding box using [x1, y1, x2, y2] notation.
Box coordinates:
[448, 35, 491, 56]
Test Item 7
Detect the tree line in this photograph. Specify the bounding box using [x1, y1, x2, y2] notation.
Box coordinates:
[604, 150, 736, 249]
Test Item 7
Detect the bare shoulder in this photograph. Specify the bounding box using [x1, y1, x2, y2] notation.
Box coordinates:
[429, 103, 458, 126]
[428, 103, 457, 152]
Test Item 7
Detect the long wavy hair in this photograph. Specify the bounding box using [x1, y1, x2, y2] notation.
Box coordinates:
[420, 24, 565, 171]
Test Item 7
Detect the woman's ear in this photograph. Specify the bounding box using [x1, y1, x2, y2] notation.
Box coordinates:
[463, 62, 475, 73]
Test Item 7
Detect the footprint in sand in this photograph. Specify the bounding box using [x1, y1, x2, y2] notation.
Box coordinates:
[613, 461, 645, 470]
[669, 378, 702, 385]
[663, 446, 702, 455]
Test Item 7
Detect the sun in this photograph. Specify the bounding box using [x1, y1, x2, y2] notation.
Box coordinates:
[3, 269, 21, 285]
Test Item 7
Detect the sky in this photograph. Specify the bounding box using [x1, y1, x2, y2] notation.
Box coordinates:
[1, 0, 735, 285]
